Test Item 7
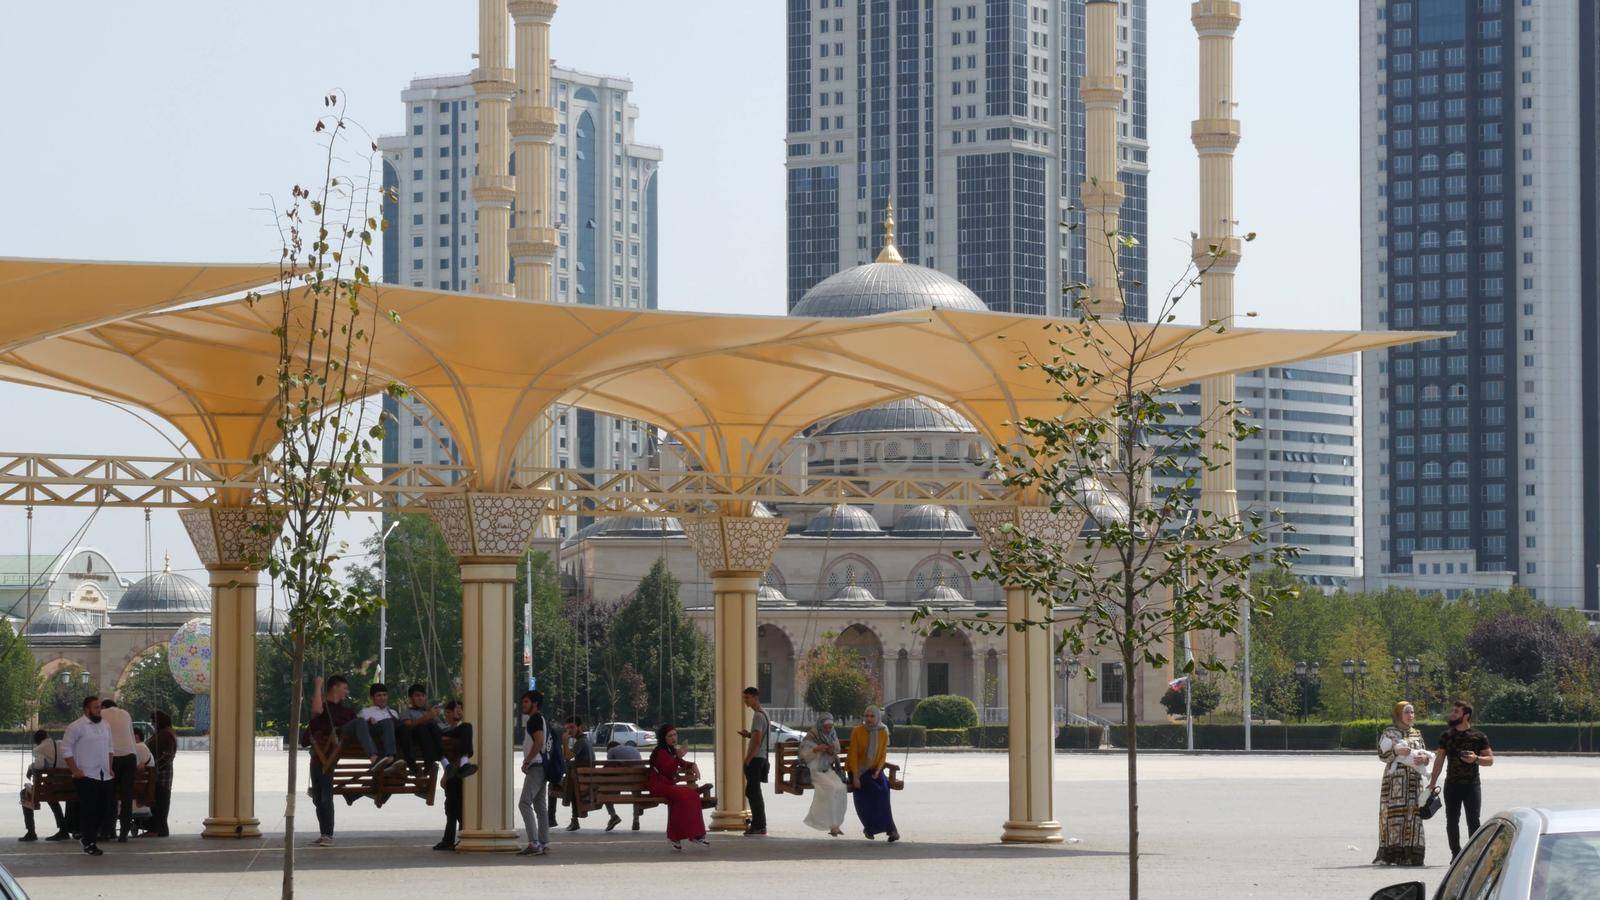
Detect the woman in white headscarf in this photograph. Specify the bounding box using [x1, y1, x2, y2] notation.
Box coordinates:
[800, 713, 847, 835]
[847, 705, 899, 842]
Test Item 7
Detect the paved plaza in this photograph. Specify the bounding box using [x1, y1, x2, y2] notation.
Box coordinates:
[1, 749, 1595, 898]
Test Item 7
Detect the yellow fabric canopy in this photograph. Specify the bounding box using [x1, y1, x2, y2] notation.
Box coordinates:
[0, 260, 1443, 495]
[0, 257, 278, 353]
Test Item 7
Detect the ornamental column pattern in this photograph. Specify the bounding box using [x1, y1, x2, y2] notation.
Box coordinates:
[1192, 0, 1243, 520]
[1081, 0, 1126, 317]
[426, 492, 547, 852]
[681, 514, 789, 832]
[179, 504, 280, 839]
[972, 504, 1086, 844]
[474, 0, 515, 297]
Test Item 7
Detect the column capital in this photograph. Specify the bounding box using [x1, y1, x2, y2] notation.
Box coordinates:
[508, 0, 558, 22]
[471, 69, 516, 94]
[179, 505, 281, 570]
[509, 106, 559, 139]
[970, 505, 1086, 559]
[1190, 0, 1242, 33]
[472, 175, 517, 207]
[1191, 236, 1244, 268]
[426, 492, 548, 560]
[683, 515, 788, 577]
[1190, 117, 1241, 151]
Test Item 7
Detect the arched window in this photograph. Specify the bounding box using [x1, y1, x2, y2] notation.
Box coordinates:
[1445, 151, 1466, 169]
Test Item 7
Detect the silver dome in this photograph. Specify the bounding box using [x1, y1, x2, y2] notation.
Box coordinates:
[25, 605, 96, 638]
[911, 583, 967, 608]
[791, 262, 987, 318]
[256, 604, 287, 635]
[892, 504, 972, 538]
[803, 504, 883, 536]
[114, 562, 209, 617]
[817, 398, 976, 436]
[819, 583, 880, 607]
[756, 584, 793, 607]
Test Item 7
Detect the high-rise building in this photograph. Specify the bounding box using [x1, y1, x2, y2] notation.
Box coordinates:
[1360, 0, 1600, 607]
[378, 68, 663, 536]
[1164, 356, 1363, 589]
[784, 0, 1147, 320]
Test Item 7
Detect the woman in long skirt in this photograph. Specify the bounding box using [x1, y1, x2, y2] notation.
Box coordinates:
[1374, 701, 1429, 866]
[646, 724, 709, 851]
[801, 714, 848, 835]
[847, 706, 899, 843]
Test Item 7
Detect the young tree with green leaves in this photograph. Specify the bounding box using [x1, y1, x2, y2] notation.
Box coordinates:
[248, 94, 396, 899]
[799, 640, 877, 719]
[918, 229, 1299, 899]
[116, 647, 193, 727]
[603, 558, 711, 726]
[0, 621, 38, 729]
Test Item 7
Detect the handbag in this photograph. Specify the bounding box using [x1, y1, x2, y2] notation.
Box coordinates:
[1418, 787, 1442, 820]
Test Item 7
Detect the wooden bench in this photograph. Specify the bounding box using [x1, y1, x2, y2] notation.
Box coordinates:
[32, 767, 157, 807]
[773, 739, 905, 797]
[308, 734, 461, 808]
[569, 759, 716, 817]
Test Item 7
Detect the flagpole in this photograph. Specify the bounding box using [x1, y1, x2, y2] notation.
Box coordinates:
[1183, 636, 1194, 753]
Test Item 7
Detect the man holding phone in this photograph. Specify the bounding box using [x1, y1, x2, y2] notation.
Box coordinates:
[1428, 700, 1494, 858]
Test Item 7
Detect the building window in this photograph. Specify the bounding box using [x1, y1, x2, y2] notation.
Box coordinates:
[1099, 663, 1124, 706]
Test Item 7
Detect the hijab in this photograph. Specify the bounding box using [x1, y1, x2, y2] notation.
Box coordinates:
[862, 706, 889, 760]
[805, 714, 840, 758]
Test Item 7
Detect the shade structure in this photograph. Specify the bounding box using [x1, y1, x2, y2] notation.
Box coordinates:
[0, 259, 1446, 496]
[0, 257, 278, 353]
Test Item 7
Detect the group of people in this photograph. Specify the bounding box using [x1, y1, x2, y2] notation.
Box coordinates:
[1374, 699, 1495, 867]
[20, 696, 178, 855]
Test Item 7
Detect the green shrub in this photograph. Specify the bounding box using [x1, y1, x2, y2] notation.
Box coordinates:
[1160, 679, 1222, 718]
[1057, 724, 1104, 749]
[912, 694, 979, 729]
[888, 725, 926, 748]
[674, 726, 714, 747]
[925, 728, 969, 747]
[1339, 719, 1389, 751]
[967, 725, 1008, 748]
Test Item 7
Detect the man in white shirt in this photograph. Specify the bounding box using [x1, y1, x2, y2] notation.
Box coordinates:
[98, 700, 137, 843]
[345, 683, 402, 774]
[20, 729, 69, 842]
[62, 696, 112, 856]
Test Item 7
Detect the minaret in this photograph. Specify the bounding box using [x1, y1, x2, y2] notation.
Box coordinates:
[509, 0, 559, 303]
[473, 0, 515, 297]
[1192, 1, 1242, 520]
[1080, 0, 1125, 317]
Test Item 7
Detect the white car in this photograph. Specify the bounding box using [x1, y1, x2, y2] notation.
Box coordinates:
[1370, 807, 1600, 900]
[764, 721, 807, 751]
[590, 722, 656, 749]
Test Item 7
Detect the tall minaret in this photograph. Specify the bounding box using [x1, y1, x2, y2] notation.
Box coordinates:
[509, 0, 559, 303]
[473, 0, 515, 297]
[1192, 0, 1242, 520]
[1080, 0, 1125, 318]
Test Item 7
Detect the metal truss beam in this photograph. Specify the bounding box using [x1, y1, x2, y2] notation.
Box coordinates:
[0, 452, 1010, 513]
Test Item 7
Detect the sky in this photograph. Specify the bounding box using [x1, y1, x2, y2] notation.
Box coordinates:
[0, 1, 1360, 584]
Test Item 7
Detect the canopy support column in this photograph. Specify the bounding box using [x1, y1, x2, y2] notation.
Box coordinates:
[427, 492, 546, 853]
[974, 505, 1085, 845]
[179, 505, 277, 840]
[683, 514, 788, 833]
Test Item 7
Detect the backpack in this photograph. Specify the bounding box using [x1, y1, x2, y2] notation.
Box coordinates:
[542, 718, 566, 785]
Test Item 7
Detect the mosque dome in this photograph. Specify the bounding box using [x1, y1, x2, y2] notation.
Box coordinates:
[816, 398, 976, 437]
[25, 605, 95, 638]
[822, 582, 880, 607]
[113, 556, 209, 617]
[790, 202, 987, 318]
[756, 583, 794, 607]
[803, 504, 884, 537]
[891, 504, 972, 538]
[256, 605, 287, 636]
[912, 583, 967, 608]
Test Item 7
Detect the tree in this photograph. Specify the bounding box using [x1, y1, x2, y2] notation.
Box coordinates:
[249, 94, 394, 900]
[1321, 620, 1400, 720]
[912, 694, 979, 728]
[1160, 677, 1221, 719]
[603, 559, 711, 727]
[344, 513, 462, 694]
[800, 641, 875, 718]
[117, 646, 193, 727]
[919, 224, 1298, 899]
[37, 665, 93, 727]
[0, 621, 38, 728]
[517, 551, 582, 714]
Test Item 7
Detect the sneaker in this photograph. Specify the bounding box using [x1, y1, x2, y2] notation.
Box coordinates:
[17, 834, 36, 843]
[384, 757, 409, 775]
[670, 840, 683, 852]
[44, 832, 69, 842]
[84, 844, 103, 856]
[457, 763, 479, 780]
[887, 831, 900, 843]
[312, 835, 333, 847]
[691, 837, 711, 847]
[366, 757, 390, 775]
[631, 818, 641, 832]
[516, 844, 538, 857]
[432, 840, 453, 851]
[565, 822, 580, 832]
[605, 815, 621, 833]
[743, 827, 766, 836]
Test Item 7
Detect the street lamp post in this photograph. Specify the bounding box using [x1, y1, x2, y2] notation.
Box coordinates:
[1111, 660, 1126, 725]
[1408, 657, 1422, 708]
[1294, 660, 1320, 722]
[376, 518, 400, 683]
[1341, 658, 1357, 718]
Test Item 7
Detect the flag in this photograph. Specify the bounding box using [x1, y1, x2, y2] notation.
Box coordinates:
[1167, 676, 1189, 692]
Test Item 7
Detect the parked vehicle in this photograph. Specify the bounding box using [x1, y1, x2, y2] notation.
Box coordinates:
[590, 722, 656, 749]
[882, 698, 920, 726]
[0, 861, 29, 899]
[765, 721, 806, 751]
[1370, 806, 1600, 900]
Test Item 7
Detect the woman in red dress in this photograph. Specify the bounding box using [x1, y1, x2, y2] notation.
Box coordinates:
[647, 724, 710, 851]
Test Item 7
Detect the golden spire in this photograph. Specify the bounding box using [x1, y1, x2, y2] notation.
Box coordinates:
[876, 198, 903, 264]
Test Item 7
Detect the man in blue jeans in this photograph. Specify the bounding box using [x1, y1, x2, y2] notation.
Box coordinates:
[306, 676, 357, 846]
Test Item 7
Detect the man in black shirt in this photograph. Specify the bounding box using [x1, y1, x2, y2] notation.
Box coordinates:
[1428, 700, 1495, 857]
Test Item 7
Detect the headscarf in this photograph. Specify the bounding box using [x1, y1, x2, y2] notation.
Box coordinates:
[862, 706, 889, 760]
[810, 714, 840, 755]
[1392, 701, 1414, 726]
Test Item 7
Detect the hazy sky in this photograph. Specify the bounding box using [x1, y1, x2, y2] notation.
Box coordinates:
[0, 1, 1359, 582]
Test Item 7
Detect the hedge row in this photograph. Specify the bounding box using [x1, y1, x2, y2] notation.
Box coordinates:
[1060, 722, 1600, 752]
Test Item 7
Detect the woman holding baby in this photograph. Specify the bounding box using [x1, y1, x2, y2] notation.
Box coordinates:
[1374, 700, 1431, 866]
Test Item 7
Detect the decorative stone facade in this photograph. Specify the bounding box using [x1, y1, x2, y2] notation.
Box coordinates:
[426, 492, 548, 559]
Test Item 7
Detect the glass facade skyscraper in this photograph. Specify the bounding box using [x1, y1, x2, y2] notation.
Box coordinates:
[785, 0, 1147, 320]
[1361, 0, 1600, 607]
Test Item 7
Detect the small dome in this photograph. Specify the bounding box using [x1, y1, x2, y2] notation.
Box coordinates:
[114, 557, 209, 617]
[913, 583, 967, 608]
[792, 262, 987, 318]
[817, 398, 976, 437]
[756, 584, 793, 607]
[567, 515, 684, 545]
[803, 504, 883, 536]
[892, 504, 971, 538]
[256, 605, 286, 635]
[821, 583, 880, 606]
[1076, 478, 1131, 528]
[25, 605, 95, 638]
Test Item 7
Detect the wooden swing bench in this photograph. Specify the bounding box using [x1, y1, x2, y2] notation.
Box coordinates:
[569, 760, 716, 817]
[32, 767, 157, 807]
[308, 733, 462, 808]
[773, 739, 905, 797]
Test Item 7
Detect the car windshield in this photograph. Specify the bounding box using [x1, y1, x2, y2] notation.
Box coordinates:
[1531, 831, 1600, 900]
